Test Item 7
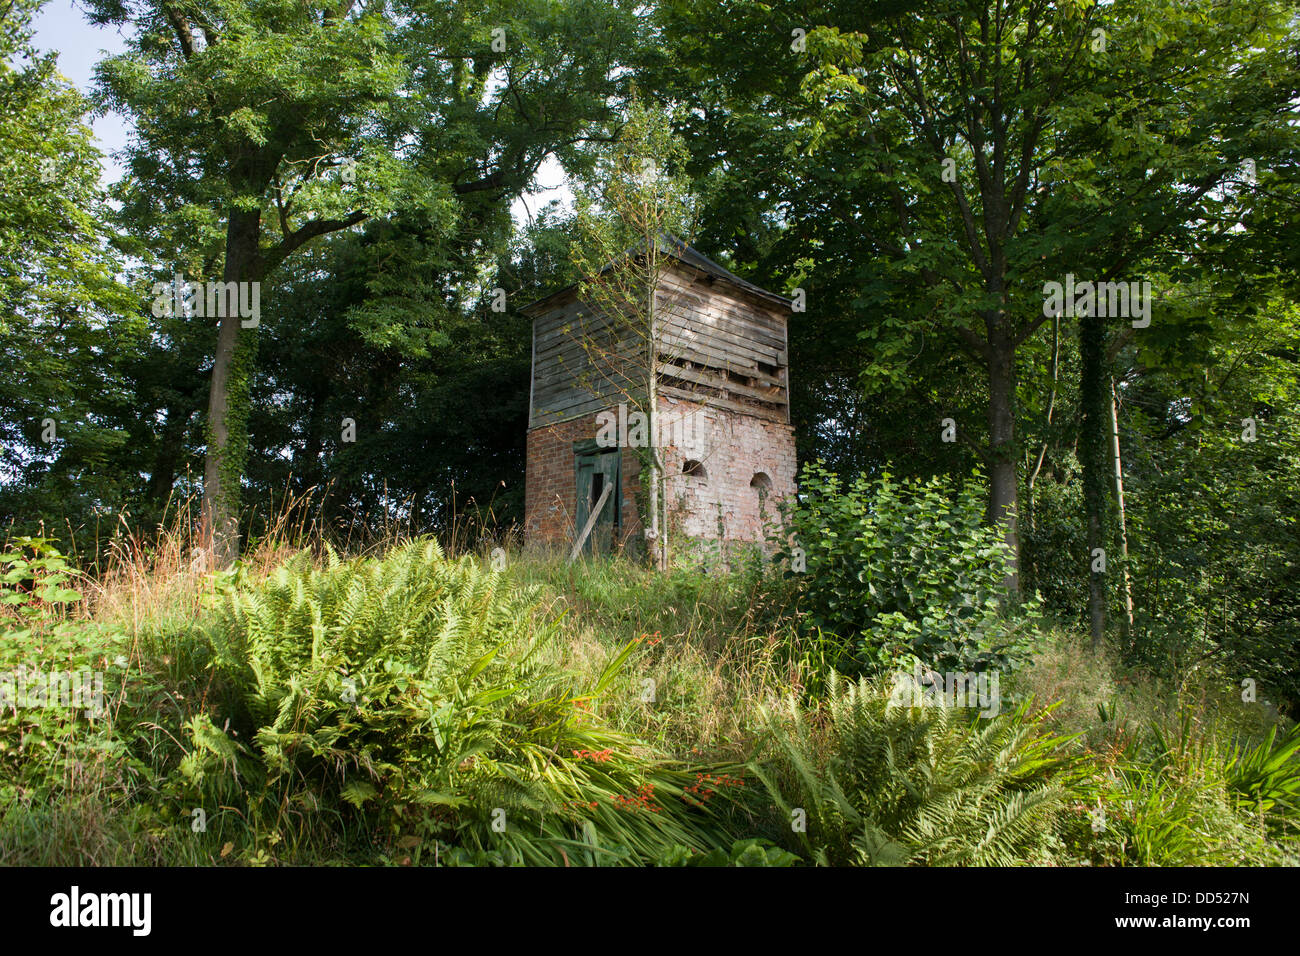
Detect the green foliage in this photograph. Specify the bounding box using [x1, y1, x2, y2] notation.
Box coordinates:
[658, 837, 800, 867]
[0, 0, 141, 528]
[1067, 711, 1298, 866]
[780, 463, 1037, 676]
[753, 674, 1077, 866]
[66, 0, 646, 555]
[1020, 465, 1090, 626]
[2, 535, 1295, 866]
[182, 538, 735, 863]
[0, 538, 133, 808]
[1226, 722, 1300, 823]
[5, 0, 1300, 869]
[571, 89, 699, 294]
[1125, 392, 1300, 707]
[0, 537, 85, 611]
[242, 221, 537, 533]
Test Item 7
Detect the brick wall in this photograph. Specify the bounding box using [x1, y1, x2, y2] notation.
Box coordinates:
[524, 397, 797, 553]
[524, 411, 644, 550]
[655, 396, 797, 545]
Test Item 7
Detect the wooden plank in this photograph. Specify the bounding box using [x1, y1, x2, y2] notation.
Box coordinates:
[535, 346, 643, 379]
[537, 320, 776, 396]
[532, 294, 583, 323]
[532, 408, 600, 430]
[661, 260, 793, 315]
[782, 303, 792, 425]
[657, 350, 785, 390]
[534, 329, 647, 370]
[656, 334, 785, 386]
[659, 384, 788, 422]
[657, 271, 789, 340]
[532, 301, 587, 340]
[534, 296, 647, 340]
[533, 377, 645, 421]
[533, 357, 643, 398]
[527, 320, 536, 427]
[656, 295, 787, 353]
[659, 333, 757, 375]
[534, 304, 616, 342]
[569, 482, 613, 562]
[536, 282, 785, 361]
[658, 310, 785, 365]
[534, 314, 629, 359]
[657, 361, 787, 405]
[531, 397, 607, 430]
[660, 320, 779, 363]
[533, 332, 645, 376]
[673, 268, 794, 324]
[533, 375, 640, 413]
[535, 336, 644, 376]
[657, 285, 787, 337]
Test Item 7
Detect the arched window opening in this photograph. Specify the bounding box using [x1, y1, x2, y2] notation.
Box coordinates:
[751, 472, 773, 523]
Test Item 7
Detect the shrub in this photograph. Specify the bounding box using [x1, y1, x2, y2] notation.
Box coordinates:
[1226, 721, 1300, 825]
[178, 538, 738, 864]
[1065, 710, 1297, 865]
[778, 463, 1038, 677]
[0, 538, 132, 801]
[751, 674, 1078, 865]
[0, 538, 177, 863]
[1019, 470, 1089, 626]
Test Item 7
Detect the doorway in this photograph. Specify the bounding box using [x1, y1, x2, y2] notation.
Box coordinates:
[573, 440, 621, 555]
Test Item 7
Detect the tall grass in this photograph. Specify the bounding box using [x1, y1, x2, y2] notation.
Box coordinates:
[750, 673, 1080, 866]
[2, 498, 1297, 866]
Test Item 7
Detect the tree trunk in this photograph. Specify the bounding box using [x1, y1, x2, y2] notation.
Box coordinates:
[147, 404, 191, 504]
[201, 206, 263, 566]
[986, 328, 1020, 597]
[1024, 313, 1061, 597]
[300, 385, 329, 489]
[1109, 378, 1136, 646]
[1079, 311, 1109, 653]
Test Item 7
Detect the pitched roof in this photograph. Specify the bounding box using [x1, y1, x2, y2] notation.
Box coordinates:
[519, 233, 793, 315]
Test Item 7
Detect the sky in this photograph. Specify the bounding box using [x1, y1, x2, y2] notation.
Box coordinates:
[27, 0, 571, 216]
[31, 0, 129, 181]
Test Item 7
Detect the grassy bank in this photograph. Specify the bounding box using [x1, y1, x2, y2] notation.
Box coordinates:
[1, 531, 1296, 866]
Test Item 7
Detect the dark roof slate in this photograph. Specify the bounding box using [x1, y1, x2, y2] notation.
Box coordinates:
[520, 233, 793, 314]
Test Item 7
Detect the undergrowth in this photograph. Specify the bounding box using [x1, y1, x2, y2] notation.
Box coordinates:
[1, 525, 1296, 866]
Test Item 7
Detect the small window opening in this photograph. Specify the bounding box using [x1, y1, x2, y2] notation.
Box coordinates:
[752, 472, 773, 524]
[683, 459, 706, 478]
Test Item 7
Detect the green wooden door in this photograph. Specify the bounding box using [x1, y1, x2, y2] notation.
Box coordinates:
[574, 442, 620, 556]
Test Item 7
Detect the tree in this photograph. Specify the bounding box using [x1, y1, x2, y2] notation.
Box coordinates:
[0, 0, 140, 529]
[1032, 0, 1299, 644]
[89, 0, 641, 562]
[568, 95, 697, 568]
[242, 214, 537, 536]
[791, 0, 1296, 601]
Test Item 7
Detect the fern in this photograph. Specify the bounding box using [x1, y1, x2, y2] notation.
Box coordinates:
[1226, 721, 1300, 820]
[175, 538, 733, 864]
[754, 673, 1076, 866]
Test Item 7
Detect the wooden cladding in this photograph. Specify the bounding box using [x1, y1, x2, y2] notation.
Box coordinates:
[528, 260, 791, 429]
